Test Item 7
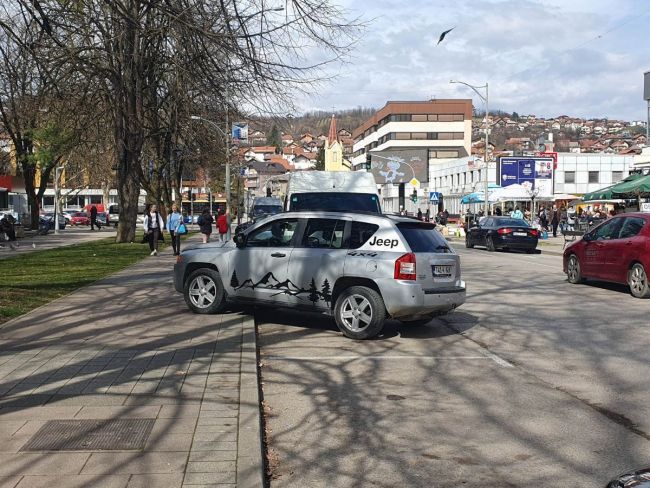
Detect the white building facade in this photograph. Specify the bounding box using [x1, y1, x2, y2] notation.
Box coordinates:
[429, 153, 636, 215]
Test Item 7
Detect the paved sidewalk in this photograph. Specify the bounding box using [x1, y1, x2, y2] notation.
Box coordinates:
[0, 227, 118, 260]
[0, 244, 263, 487]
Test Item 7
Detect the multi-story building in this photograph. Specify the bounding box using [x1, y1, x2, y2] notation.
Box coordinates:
[351, 99, 473, 213]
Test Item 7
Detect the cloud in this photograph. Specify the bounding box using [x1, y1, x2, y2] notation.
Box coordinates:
[297, 0, 650, 120]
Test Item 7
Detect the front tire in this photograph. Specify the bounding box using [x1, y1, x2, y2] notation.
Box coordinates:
[465, 235, 474, 248]
[628, 263, 650, 298]
[567, 254, 583, 284]
[184, 268, 226, 314]
[486, 235, 496, 252]
[334, 286, 386, 340]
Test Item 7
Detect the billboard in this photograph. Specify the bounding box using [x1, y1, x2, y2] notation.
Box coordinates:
[370, 149, 428, 184]
[645, 71, 650, 101]
[498, 157, 554, 198]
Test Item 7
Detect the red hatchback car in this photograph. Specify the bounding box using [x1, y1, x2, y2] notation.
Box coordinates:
[563, 213, 650, 298]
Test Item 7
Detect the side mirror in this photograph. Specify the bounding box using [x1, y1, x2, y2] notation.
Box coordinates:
[234, 233, 247, 248]
[582, 233, 592, 242]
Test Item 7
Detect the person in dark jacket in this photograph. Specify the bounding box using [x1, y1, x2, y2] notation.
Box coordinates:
[0, 214, 18, 249]
[550, 204, 560, 237]
[197, 208, 214, 243]
[90, 205, 101, 230]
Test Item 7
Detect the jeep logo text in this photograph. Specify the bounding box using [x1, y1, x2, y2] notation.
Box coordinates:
[368, 236, 398, 248]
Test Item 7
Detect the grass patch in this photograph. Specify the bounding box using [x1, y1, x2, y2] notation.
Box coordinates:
[0, 233, 170, 324]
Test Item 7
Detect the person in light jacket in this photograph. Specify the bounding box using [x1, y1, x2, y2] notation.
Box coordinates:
[143, 204, 165, 256]
[166, 204, 183, 256]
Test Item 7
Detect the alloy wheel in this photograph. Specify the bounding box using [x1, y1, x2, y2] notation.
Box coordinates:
[567, 256, 581, 283]
[188, 275, 217, 308]
[340, 294, 373, 332]
[629, 264, 649, 298]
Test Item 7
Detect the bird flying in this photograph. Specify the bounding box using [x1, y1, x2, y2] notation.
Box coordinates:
[437, 27, 455, 45]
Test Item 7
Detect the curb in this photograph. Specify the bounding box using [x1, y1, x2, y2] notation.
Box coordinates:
[237, 315, 265, 488]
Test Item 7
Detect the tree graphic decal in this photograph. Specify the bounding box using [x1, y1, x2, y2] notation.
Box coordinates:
[321, 279, 332, 306]
[308, 278, 319, 305]
[230, 270, 239, 288]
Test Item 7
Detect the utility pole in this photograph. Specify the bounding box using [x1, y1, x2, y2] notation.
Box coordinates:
[54, 166, 62, 234]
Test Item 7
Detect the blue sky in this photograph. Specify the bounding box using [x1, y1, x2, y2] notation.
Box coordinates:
[299, 0, 650, 121]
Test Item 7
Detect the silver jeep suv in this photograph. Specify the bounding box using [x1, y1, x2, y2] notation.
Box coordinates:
[173, 211, 466, 339]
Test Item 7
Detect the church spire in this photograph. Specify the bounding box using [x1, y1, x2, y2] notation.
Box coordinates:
[327, 114, 337, 144]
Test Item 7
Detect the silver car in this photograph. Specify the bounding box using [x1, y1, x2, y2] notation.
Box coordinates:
[173, 211, 466, 339]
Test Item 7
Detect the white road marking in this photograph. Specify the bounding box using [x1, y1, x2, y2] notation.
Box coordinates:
[482, 350, 515, 368]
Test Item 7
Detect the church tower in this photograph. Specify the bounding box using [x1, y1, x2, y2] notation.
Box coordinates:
[324, 114, 350, 171]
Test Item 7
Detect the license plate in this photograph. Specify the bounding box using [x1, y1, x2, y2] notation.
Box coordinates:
[433, 265, 453, 277]
[513, 232, 527, 236]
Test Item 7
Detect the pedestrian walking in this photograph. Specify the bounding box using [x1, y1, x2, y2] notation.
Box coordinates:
[216, 208, 229, 242]
[559, 206, 568, 234]
[425, 208, 430, 222]
[511, 206, 523, 219]
[0, 214, 18, 249]
[550, 204, 560, 237]
[143, 204, 165, 256]
[417, 208, 423, 221]
[90, 205, 101, 231]
[166, 203, 183, 256]
[539, 206, 548, 231]
[197, 208, 214, 244]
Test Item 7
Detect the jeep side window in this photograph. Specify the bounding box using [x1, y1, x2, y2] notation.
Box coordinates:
[348, 222, 379, 249]
[302, 219, 346, 249]
[247, 219, 299, 247]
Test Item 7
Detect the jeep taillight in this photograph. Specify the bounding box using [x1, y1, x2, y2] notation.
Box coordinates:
[394, 253, 416, 280]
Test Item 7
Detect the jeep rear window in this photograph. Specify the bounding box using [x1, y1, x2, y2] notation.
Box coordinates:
[290, 193, 381, 213]
[348, 222, 379, 249]
[396, 223, 451, 253]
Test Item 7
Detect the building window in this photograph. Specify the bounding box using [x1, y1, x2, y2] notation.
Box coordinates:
[565, 171, 575, 183]
[452, 114, 464, 121]
[411, 132, 428, 140]
[411, 114, 428, 122]
[395, 133, 410, 140]
[43, 196, 54, 207]
[612, 171, 623, 182]
[90, 195, 102, 204]
[588, 171, 599, 183]
[427, 115, 438, 121]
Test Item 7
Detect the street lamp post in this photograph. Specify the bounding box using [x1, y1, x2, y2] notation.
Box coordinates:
[190, 115, 231, 237]
[450, 80, 490, 214]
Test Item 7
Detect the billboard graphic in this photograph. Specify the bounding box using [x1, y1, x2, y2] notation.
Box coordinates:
[232, 122, 249, 144]
[498, 157, 554, 198]
[370, 149, 428, 184]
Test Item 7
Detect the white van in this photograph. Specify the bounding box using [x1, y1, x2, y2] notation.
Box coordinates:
[285, 171, 380, 213]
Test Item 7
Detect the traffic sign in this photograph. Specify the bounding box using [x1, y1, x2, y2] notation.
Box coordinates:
[429, 191, 441, 203]
[409, 178, 420, 188]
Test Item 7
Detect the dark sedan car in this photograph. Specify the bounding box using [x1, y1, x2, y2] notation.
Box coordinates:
[40, 213, 67, 230]
[563, 212, 650, 298]
[465, 216, 539, 252]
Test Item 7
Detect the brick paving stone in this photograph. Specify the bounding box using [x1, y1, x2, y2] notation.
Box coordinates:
[0, 251, 264, 488]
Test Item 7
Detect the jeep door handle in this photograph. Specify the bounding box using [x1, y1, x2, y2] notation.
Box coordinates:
[271, 252, 286, 258]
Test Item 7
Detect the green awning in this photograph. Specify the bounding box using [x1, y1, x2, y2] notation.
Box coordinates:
[611, 173, 650, 196]
[583, 173, 645, 201]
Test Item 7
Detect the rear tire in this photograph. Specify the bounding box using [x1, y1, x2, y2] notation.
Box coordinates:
[184, 268, 226, 314]
[465, 235, 474, 248]
[334, 286, 386, 340]
[567, 254, 584, 284]
[628, 263, 650, 298]
[486, 235, 496, 252]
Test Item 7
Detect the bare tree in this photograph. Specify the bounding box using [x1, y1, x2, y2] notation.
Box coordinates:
[4, 0, 362, 241]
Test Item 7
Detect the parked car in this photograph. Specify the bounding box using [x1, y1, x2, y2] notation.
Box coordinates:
[70, 212, 90, 226]
[95, 212, 111, 227]
[251, 197, 283, 223]
[174, 211, 466, 339]
[465, 216, 539, 252]
[564, 213, 650, 298]
[40, 213, 67, 230]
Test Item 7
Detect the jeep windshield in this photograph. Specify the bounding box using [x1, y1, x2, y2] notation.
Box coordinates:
[290, 192, 381, 213]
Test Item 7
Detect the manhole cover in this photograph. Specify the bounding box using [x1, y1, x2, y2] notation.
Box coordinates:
[21, 419, 155, 451]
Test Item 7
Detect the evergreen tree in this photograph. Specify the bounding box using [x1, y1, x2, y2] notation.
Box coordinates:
[321, 279, 332, 305]
[267, 124, 281, 151]
[315, 147, 325, 171]
[308, 278, 319, 305]
[230, 271, 240, 288]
